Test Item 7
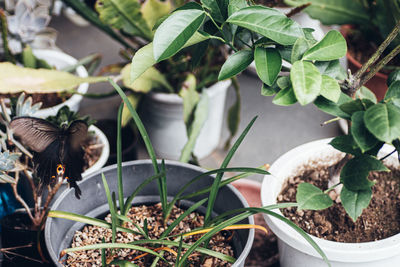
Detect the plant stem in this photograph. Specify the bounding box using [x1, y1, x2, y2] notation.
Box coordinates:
[206, 13, 238, 52]
[285, 3, 311, 18]
[11, 172, 35, 223]
[0, 9, 15, 63]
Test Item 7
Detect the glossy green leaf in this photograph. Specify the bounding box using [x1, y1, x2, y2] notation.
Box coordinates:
[329, 135, 361, 156]
[290, 61, 322, 105]
[0, 62, 107, 93]
[314, 93, 352, 119]
[179, 93, 209, 163]
[261, 83, 279, 96]
[131, 32, 210, 82]
[121, 64, 172, 93]
[201, 0, 228, 23]
[384, 81, 400, 108]
[314, 60, 347, 80]
[296, 183, 333, 210]
[254, 47, 282, 86]
[387, 70, 400, 86]
[226, 6, 303, 45]
[364, 103, 400, 143]
[227, 0, 247, 16]
[277, 76, 291, 89]
[341, 186, 372, 221]
[272, 87, 297, 106]
[141, 0, 172, 29]
[340, 155, 388, 191]
[153, 9, 205, 61]
[96, 0, 152, 40]
[291, 37, 311, 63]
[340, 99, 374, 116]
[351, 111, 379, 152]
[218, 50, 253, 80]
[302, 30, 347, 61]
[320, 75, 340, 102]
[356, 86, 377, 103]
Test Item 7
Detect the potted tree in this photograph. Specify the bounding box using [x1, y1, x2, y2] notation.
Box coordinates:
[140, 1, 400, 266]
[284, 0, 400, 101]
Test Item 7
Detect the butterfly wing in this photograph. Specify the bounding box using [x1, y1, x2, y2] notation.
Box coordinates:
[67, 120, 88, 152]
[9, 117, 60, 153]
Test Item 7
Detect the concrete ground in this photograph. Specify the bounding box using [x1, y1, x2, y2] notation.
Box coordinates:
[50, 15, 342, 182]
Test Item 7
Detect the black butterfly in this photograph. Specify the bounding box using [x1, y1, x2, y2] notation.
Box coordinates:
[9, 117, 88, 199]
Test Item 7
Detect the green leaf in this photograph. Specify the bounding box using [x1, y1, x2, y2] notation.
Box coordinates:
[387, 70, 400, 86]
[261, 83, 279, 96]
[320, 75, 340, 102]
[340, 155, 388, 191]
[290, 61, 322, 105]
[121, 94, 141, 127]
[95, 0, 152, 40]
[296, 183, 333, 210]
[385, 81, 400, 108]
[313, 93, 352, 119]
[351, 111, 379, 152]
[179, 93, 209, 163]
[340, 99, 375, 116]
[179, 74, 199, 127]
[341, 186, 372, 222]
[302, 30, 347, 61]
[364, 103, 400, 143]
[329, 135, 361, 156]
[22, 46, 36, 68]
[122, 64, 173, 93]
[314, 60, 347, 80]
[131, 32, 210, 82]
[291, 37, 311, 63]
[356, 86, 377, 103]
[272, 87, 297, 106]
[101, 174, 118, 243]
[277, 76, 291, 89]
[254, 47, 282, 86]
[141, 0, 172, 29]
[218, 50, 253, 80]
[226, 6, 304, 45]
[153, 9, 205, 61]
[201, 0, 228, 23]
[0, 62, 107, 93]
[228, 0, 247, 16]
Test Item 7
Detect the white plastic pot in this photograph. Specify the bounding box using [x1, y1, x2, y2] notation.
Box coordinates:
[82, 125, 110, 177]
[141, 80, 231, 160]
[31, 49, 89, 118]
[261, 138, 400, 267]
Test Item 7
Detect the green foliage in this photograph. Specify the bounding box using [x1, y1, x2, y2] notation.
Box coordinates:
[254, 47, 282, 86]
[46, 106, 95, 128]
[218, 50, 253, 80]
[296, 183, 333, 210]
[341, 186, 372, 222]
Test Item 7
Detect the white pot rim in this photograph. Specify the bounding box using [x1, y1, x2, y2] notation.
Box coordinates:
[261, 138, 400, 263]
[32, 49, 89, 117]
[148, 79, 232, 104]
[82, 125, 110, 177]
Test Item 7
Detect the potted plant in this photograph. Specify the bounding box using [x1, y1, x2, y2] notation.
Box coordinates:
[61, 0, 236, 161]
[143, 1, 400, 266]
[0, 92, 109, 266]
[284, 0, 400, 101]
[44, 81, 327, 266]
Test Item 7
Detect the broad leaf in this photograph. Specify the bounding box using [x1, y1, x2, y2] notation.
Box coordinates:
[291, 37, 311, 63]
[226, 6, 303, 45]
[201, 0, 228, 23]
[384, 81, 400, 108]
[254, 47, 282, 86]
[96, 0, 152, 40]
[314, 60, 347, 80]
[351, 111, 379, 152]
[141, 0, 172, 29]
[228, 0, 247, 16]
[272, 87, 297, 106]
[261, 83, 279, 96]
[340, 99, 374, 116]
[121, 64, 173, 93]
[364, 103, 400, 143]
[341, 186, 372, 222]
[218, 50, 253, 80]
[313, 93, 352, 119]
[356, 86, 377, 103]
[302, 30, 347, 61]
[329, 135, 361, 156]
[0, 62, 107, 93]
[131, 32, 210, 82]
[387, 70, 400, 86]
[290, 61, 322, 105]
[277, 76, 291, 89]
[340, 155, 388, 191]
[296, 183, 333, 210]
[320, 75, 340, 102]
[153, 9, 205, 61]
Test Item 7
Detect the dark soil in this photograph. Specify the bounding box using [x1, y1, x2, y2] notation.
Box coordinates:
[66, 203, 235, 267]
[278, 164, 400, 243]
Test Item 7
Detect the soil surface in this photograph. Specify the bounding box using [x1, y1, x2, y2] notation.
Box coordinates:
[82, 132, 102, 171]
[278, 164, 400, 243]
[66, 203, 235, 267]
[1, 93, 72, 109]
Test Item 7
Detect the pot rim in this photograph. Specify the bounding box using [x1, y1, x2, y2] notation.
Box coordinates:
[261, 138, 400, 263]
[147, 79, 231, 104]
[31, 49, 89, 117]
[45, 159, 254, 266]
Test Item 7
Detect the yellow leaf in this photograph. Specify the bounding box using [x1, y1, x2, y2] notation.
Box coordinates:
[141, 0, 172, 29]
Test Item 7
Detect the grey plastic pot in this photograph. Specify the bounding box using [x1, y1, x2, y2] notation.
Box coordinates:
[45, 160, 254, 266]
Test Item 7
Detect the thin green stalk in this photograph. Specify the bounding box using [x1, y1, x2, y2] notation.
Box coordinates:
[61, 53, 102, 73]
[101, 174, 118, 243]
[204, 116, 257, 226]
[324, 183, 341, 194]
[117, 104, 124, 215]
[0, 9, 14, 63]
[205, 12, 238, 52]
[224, 76, 241, 149]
